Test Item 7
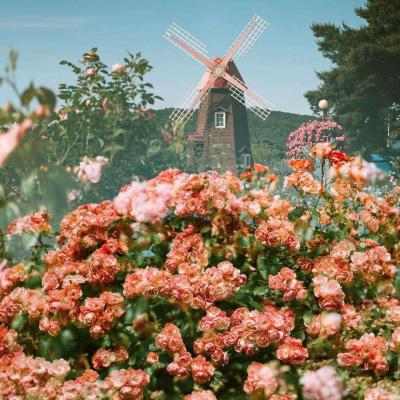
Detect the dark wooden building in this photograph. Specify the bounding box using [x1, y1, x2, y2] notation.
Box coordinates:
[188, 61, 252, 174]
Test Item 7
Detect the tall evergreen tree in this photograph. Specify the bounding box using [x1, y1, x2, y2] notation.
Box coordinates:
[305, 0, 400, 154]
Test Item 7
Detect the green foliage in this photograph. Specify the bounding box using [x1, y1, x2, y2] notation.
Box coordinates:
[305, 0, 400, 154]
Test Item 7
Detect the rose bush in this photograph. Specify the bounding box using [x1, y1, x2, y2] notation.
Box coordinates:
[1, 144, 400, 399]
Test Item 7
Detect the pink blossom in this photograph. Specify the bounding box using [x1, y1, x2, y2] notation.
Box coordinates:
[305, 312, 342, 337]
[185, 390, 217, 400]
[286, 119, 344, 159]
[276, 337, 308, 365]
[7, 211, 51, 235]
[243, 362, 278, 397]
[0, 119, 33, 166]
[67, 189, 81, 202]
[313, 276, 345, 311]
[85, 68, 95, 77]
[268, 267, 307, 301]
[390, 326, 400, 352]
[337, 333, 388, 375]
[300, 366, 343, 400]
[76, 156, 109, 184]
[364, 388, 397, 400]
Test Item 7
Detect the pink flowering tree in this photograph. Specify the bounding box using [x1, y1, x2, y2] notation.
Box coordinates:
[0, 144, 399, 399]
[286, 119, 346, 159]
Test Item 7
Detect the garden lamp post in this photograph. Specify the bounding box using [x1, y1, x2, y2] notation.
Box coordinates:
[319, 99, 329, 120]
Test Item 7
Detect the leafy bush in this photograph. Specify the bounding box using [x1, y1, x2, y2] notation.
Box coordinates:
[0, 49, 184, 226]
[1, 144, 399, 399]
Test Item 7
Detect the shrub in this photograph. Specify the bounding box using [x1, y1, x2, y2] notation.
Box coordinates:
[0, 49, 185, 226]
[0, 145, 399, 399]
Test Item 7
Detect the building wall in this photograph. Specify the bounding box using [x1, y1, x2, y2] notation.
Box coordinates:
[194, 87, 252, 173]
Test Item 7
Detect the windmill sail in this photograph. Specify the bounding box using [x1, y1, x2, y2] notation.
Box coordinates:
[164, 23, 210, 66]
[227, 15, 268, 60]
[169, 84, 212, 125]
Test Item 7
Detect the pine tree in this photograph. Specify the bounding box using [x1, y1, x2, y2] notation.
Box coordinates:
[305, 0, 400, 154]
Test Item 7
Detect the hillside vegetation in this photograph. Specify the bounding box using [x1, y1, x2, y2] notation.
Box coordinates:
[155, 108, 315, 164]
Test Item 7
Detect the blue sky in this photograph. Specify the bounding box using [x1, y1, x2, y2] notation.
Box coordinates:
[1, 0, 365, 115]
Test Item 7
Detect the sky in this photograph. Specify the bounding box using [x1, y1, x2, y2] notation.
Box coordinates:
[0, 0, 365, 115]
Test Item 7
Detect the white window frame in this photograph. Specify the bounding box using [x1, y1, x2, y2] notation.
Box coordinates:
[215, 111, 226, 128]
[241, 153, 251, 167]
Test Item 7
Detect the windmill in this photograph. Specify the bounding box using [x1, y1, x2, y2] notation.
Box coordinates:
[164, 15, 273, 173]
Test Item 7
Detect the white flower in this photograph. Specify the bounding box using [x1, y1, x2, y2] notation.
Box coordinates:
[112, 63, 126, 73]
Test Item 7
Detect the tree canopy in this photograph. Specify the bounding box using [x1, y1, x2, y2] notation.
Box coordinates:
[305, 0, 400, 155]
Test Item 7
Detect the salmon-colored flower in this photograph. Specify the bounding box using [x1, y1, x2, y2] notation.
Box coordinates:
[185, 390, 217, 400]
[284, 171, 322, 194]
[305, 312, 342, 337]
[288, 159, 315, 172]
[243, 362, 278, 397]
[276, 337, 308, 365]
[337, 333, 388, 375]
[313, 276, 345, 311]
[268, 267, 307, 301]
[7, 211, 51, 235]
[146, 352, 159, 365]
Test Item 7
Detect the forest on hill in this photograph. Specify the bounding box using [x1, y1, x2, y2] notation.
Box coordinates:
[155, 108, 315, 165]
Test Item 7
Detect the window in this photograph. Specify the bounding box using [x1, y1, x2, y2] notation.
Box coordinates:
[241, 153, 251, 167]
[215, 111, 226, 128]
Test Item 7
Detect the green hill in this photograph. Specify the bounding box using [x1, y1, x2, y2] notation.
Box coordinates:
[154, 108, 315, 164]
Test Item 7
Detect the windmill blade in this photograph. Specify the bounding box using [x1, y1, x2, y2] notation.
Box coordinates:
[224, 73, 272, 120]
[164, 23, 213, 68]
[169, 79, 215, 125]
[223, 15, 268, 65]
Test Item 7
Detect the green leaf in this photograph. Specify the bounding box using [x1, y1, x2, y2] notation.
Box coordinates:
[39, 336, 63, 361]
[37, 86, 57, 110]
[253, 286, 269, 296]
[288, 206, 306, 222]
[395, 273, 400, 297]
[21, 83, 36, 106]
[238, 236, 250, 248]
[10, 312, 28, 331]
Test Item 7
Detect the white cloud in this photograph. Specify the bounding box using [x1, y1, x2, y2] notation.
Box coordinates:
[0, 16, 88, 30]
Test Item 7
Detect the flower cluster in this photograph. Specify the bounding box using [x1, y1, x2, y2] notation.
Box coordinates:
[286, 119, 345, 159]
[75, 155, 109, 184]
[124, 261, 246, 310]
[268, 267, 307, 301]
[300, 366, 344, 400]
[156, 323, 215, 384]
[77, 291, 125, 337]
[337, 333, 389, 375]
[193, 303, 298, 363]
[7, 211, 51, 235]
